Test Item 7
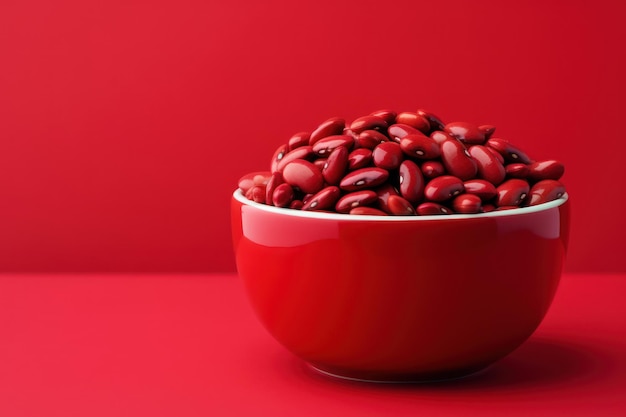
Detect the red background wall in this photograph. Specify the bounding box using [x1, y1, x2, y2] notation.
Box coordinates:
[0, 0, 624, 273]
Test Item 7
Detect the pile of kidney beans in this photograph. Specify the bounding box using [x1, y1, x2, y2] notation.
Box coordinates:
[238, 109, 566, 215]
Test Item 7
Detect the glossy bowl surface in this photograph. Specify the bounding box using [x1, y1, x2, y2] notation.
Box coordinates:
[231, 189, 570, 382]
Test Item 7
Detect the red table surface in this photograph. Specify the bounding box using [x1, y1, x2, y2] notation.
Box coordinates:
[0, 273, 624, 417]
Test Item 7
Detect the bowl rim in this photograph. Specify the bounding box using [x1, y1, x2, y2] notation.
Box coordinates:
[233, 189, 568, 221]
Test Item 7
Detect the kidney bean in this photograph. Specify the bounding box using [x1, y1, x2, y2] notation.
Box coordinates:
[276, 146, 314, 172]
[310, 117, 345, 146]
[416, 202, 452, 215]
[495, 179, 530, 207]
[313, 158, 327, 171]
[322, 146, 349, 185]
[373, 142, 403, 170]
[282, 159, 325, 194]
[485, 146, 505, 164]
[312, 134, 354, 156]
[441, 139, 477, 180]
[340, 167, 389, 191]
[478, 125, 496, 139]
[251, 185, 267, 204]
[348, 148, 373, 170]
[528, 180, 566, 206]
[452, 193, 482, 214]
[350, 115, 388, 134]
[398, 160, 424, 205]
[496, 205, 519, 211]
[468, 145, 506, 185]
[356, 130, 388, 149]
[288, 131, 311, 151]
[273, 183, 295, 208]
[265, 172, 284, 206]
[238, 171, 271, 194]
[424, 175, 464, 202]
[486, 138, 532, 164]
[505, 163, 529, 179]
[288, 198, 303, 210]
[463, 179, 497, 201]
[388, 124, 421, 143]
[482, 203, 496, 213]
[421, 161, 445, 179]
[270, 144, 289, 173]
[335, 190, 378, 213]
[349, 207, 388, 216]
[400, 134, 440, 159]
[302, 186, 341, 211]
[430, 130, 454, 145]
[370, 109, 397, 126]
[527, 160, 565, 182]
[444, 122, 486, 144]
[302, 193, 314, 204]
[395, 112, 430, 133]
[417, 109, 445, 132]
[374, 183, 399, 213]
[387, 195, 416, 215]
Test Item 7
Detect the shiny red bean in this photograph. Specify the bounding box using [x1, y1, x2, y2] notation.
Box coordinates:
[478, 125, 496, 139]
[463, 179, 497, 201]
[348, 148, 373, 170]
[273, 183, 295, 208]
[528, 180, 566, 206]
[421, 161, 446, 179]
[370, 109, 397, 126]
[276, 146, 314, 172]
[302, 186, 341, 211]
[482, 203, 496, 213]
[527, 160, 565, 182]
[250, 185, 266, 204]
[288, 198, 303, 210]
[349, 207, 388, 216]
[388, 124, 421, 143]
[505, 163, 529, 179]
[282, 159, 324, 194]
[238, 171, 271, 194]
[430, 130, 454, 145]
[335, 190, 378, 213]
[313, 158, 327, 171]
[400, 134, 440, 159]
[398, 160, 424, 204]
[495, 179, 530, 207]
[424, 175, 464, 202]
[265, 171, 284, 206]
[486, 138, 532, 164]
[322, 146, 349, 185]
[416, 202, 452, 215]
[339, 167, 389, 191]
[356, 130, 388, 149]
[309, 117, 345, 146]
[312, 134, 354, 156]
[350, 115, 388, 134]
[444, 122, 486, 144]
[417, 109, 445, 132]
[395, 112, 430, 134]
[452, 193, 482, 214]
[270, 144, 289, 173]
[387, 195, 415, 215]
[468, 145, 506, 185]
[440, 139, 477, 180]
[288, 131, 310, 151]
[485, 146, 505, 164]
[374, 183, 399, 213]
[372, 142, 403, 170]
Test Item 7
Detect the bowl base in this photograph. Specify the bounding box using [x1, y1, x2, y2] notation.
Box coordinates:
[307, 362, 490, 384]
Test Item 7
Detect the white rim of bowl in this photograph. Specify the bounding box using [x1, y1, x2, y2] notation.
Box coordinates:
[233, 189, 568, 221]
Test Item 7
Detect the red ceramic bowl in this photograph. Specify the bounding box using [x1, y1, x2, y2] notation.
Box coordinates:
[231, 189, 570, 382]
